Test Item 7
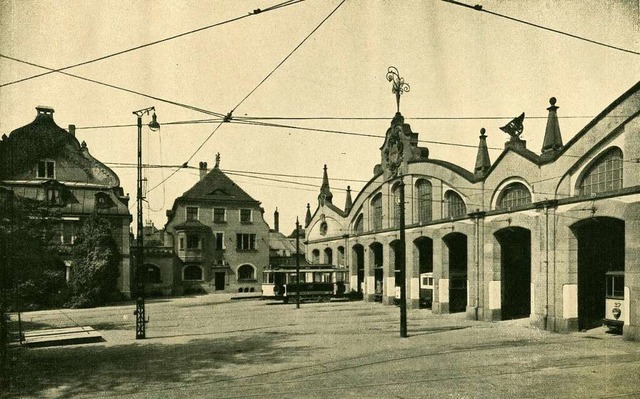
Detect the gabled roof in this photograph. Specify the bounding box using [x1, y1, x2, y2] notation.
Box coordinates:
[180, 167, 259, 204]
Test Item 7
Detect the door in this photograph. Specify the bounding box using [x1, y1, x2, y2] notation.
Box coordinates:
[214, 272, 226, 290]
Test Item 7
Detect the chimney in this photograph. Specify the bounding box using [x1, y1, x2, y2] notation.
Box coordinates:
[68, 124, 76, 136]
[274, 208, 280, 233]
[199, 161, 208, 180]
[36, 106, 54, 118]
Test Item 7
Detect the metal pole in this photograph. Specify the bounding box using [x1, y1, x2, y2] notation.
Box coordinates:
[399, 178, 407, 338]
[296, 217, 301, 309]
[135, 113, 146, 339]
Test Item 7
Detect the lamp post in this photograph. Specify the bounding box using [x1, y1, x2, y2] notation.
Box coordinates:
[133, 106, 160, 339]
[295, 217, 301, 309]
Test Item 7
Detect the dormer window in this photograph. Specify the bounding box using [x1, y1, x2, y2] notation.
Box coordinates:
[47, 187, 61, 205]
[37, 160, 55, 179]
[95, 192, 112, 209]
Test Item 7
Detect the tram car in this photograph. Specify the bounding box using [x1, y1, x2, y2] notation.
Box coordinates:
[262, 266, 349, 303]
[603, 271, 625, 333]
[393, 272, 434, 308]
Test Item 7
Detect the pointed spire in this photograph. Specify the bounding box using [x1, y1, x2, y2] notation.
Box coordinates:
[541, 97, 563, 158]
[344, 185, 353, 213]
[305, 203, 312, 228]
[318, 164, 333, 206]
[474, 128, 491, 177]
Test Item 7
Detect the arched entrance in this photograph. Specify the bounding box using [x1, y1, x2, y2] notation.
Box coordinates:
[370, 242, 383, 301]
[495, 227, 531, 320]
[572, 217, 624, 331]
[444, 233, 467, 313]
[352, 244, 365, 293]
[414, 237, 433, 308]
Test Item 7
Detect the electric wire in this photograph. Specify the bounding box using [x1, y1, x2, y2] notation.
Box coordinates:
[0, 0, 307, 88]
[441, 0, 640, 56]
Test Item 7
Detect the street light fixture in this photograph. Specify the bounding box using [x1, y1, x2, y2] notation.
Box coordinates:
[133, 106, 160, 339]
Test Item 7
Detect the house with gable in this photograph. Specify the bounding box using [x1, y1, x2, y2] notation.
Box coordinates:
[163, 154, 269, 294]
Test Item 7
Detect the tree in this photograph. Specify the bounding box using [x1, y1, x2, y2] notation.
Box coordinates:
[68, 216, 121, 308]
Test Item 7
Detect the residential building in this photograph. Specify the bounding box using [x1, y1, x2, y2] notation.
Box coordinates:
[304, 82, 640, 341]
[163, 154, 269, 294]
[0, 106, 132, 296]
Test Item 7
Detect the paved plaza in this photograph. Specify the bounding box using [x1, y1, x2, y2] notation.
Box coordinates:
[4, 295, 640, 398]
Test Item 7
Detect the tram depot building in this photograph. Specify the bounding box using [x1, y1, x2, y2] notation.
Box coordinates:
[304, 81, 640, 341]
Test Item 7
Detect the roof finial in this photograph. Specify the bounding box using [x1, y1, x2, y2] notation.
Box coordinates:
[215, 152, 220, 168]
[386, 66, 410, 114]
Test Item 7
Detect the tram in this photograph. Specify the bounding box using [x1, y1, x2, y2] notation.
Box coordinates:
[394, 272, 434, 308]
[603, 271, 625, 333]
[262, 266, 349, 303]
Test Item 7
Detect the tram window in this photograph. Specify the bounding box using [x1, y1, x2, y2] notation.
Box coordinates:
[313, 273, 322, 283]
[263, 272, 273, 284]
[607, 275, 624, 298]
[335, 272, 345, 282]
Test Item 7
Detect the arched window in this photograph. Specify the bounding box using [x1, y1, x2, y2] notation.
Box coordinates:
[312, 249, 320, 264]
[497, 182, 531, 210]
[392, 184, 402, 228]
[354, 214, 364, 234]
[324, 248, 333, 265]
[237, 264, 255, 281]
[371, 193, 383, 231]
[183, 265, 203, 281]
[579, 148, 623, 196]
[416, 179, 432, 223]
[444, 191, 466, 218]
[145, 264, 162, 284]
[337, 246, 345, 267]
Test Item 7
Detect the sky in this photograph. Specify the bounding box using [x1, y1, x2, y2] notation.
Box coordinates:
[1, 0, 638, 235]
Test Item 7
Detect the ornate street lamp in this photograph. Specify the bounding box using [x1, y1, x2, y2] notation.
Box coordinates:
[133, 106, 160, 339]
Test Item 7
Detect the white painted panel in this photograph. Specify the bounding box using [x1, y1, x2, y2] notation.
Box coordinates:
[563, 284, 578, 318]
[439, 279, 449, 303]
[489, 281, 501, 309]
[625, 286, 630, 326]
[366, 276, 375, 295]
[350, 275, 358, 290]
[386, 277, 396, 297]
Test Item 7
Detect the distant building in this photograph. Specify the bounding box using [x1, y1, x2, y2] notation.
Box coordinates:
[0, 107, 133, 296]
[304, 82, 640, 341]
[268, 208, 307, 270]
[162, 154, 270, 294]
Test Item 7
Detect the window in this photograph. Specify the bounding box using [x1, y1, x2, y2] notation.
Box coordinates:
[416, 180, 432, 223]
[186, 234, 200, 249]
[319, 222, 328, 235]
[183, 265, 203, 281]
[324, 248, 333, 265]
[240, 209, 252, 223]
[236, 233, 256, 250]
[179, 237, 184, 250]
[579, 148, 623, 196]
[213, 232, 225, 250]
[237, 264, 255, 280]
[354, 214, 364, 234]
[337, 246, 345, 267]
[186, 207, 198, 221]
[445, 191, 466, 218]
[392, 184, 402, 228]
[497, 183, 531, 210]
[145, 265, 162, 284]
[371, 193, 383, 231]
[37, 160, 55, 179]
[47, 187, 62, 205]
[61, 223, 76, 245]
[312, 249, 320, 264]
[213, 208, 226, 223]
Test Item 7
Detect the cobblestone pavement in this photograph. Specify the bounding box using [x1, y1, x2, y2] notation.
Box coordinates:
[5, 295, 640, 398]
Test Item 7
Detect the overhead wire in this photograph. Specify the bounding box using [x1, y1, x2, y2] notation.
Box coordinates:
[441, 0, 640, 56]
[146, 0, 347, 194]
[0, 0, 307, 88]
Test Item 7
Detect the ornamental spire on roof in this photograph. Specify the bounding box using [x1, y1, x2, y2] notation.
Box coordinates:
[344, 185, 353, 213]
[386, 66, 410, 114]
[474, 128, 491, 177]
[541, 97, 564, 160]
[305, 203, 312, 228]
[318, 164, 333, 206]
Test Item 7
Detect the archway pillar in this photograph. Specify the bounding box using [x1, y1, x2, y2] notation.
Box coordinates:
[383, 239, 396, 305]
[406, 233, 420, 309]
[624, 219, 640, 341]
[432, 230, 447, 314]
[363, 241, 376, 302]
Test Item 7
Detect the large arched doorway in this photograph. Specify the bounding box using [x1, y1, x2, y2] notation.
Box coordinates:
[352, 244, 365, 293]
[370, 242, 384, 301]
[495, 227, 531, 320]
[414, 237, 433, 308]
[444, 233, 467, 313]
[572, 217, 624, 331]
